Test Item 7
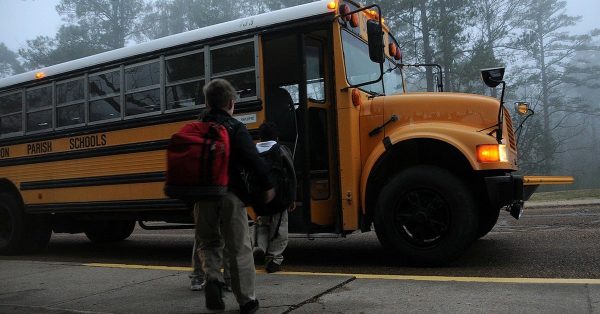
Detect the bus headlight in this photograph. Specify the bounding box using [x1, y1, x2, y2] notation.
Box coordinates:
[477, 144, 508, 163]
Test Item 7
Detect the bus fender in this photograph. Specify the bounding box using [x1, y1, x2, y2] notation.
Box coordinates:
[360, 124, 487, 215]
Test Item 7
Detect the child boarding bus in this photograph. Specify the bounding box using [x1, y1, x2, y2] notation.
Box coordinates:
[0, 0, 572, 265]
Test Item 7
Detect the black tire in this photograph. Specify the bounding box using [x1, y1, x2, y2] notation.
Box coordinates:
[374, 165, 479, 266]
[84, 220, 136, 243]
[476, 207, 500, 239]
[0, 191, 52, 255]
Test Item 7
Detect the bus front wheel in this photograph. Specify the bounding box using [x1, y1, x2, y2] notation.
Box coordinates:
[0, 191, 52, 254]
[374, 165, 479, 266]
[476, 206, 501, 239]
[84, 220, 136, 243]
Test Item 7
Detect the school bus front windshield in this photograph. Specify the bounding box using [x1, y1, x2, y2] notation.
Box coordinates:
[340, 27, 404, 95]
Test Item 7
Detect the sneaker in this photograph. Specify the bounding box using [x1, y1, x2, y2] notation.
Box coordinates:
[204, 280, 225, 310]
[240, 299, 259, 314]
[190, 277, 206, 291]
[253, 247, 265, 265]
[265, 261, 281, 273]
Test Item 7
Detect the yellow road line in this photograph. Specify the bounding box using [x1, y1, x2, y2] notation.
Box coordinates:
[84, 263, 191, 272]
[83, 263, 600, 285]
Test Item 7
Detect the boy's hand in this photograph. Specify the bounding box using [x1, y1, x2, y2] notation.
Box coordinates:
[288, 202, 297, 212]
[264, 188, 276, 203]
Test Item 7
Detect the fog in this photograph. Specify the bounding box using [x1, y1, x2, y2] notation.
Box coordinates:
[1, 0, 599, 51]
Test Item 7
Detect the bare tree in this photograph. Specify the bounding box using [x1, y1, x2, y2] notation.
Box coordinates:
[511, 0, 598, 174]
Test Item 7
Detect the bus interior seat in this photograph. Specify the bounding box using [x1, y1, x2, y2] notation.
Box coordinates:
[266, 86, 296, 149]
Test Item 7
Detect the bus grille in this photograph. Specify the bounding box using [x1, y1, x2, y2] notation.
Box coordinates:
[504, 108, 516, 150]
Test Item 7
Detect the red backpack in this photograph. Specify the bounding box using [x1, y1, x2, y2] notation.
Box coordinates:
[164, 121, 230, 201]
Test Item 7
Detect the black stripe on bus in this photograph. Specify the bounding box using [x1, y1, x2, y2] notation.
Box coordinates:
[0, 99, 262, 147]
[25, 199, 188, 214]
[0, 140, 169, 167]
[20, 172, 166, 191]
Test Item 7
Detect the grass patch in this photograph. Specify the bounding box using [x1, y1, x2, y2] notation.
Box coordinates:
[528, 189, 600, 202]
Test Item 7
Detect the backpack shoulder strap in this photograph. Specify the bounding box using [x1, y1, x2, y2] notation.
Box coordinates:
[279, 145, 296, 181]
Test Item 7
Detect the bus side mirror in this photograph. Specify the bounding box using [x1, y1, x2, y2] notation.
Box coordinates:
[481, 67, 505, 88]
[367, 20, 384, 64]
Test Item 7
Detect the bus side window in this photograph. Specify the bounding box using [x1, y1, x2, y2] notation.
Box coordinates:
[0, 91, 23, 136]
[165, 51, 205, 110]
[56, 78, 85, 128]
[89, 70, 121, 122]
[306, 44, 325, 102]
[26, 85, 53, 132]
[210, 41, 257, 100]
[125, 61, 161, 117]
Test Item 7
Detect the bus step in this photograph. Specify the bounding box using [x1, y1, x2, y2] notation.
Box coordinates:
[138, 221, 195, 230]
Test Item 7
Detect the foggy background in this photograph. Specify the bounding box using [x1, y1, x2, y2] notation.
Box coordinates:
[1, 0, 599, 191]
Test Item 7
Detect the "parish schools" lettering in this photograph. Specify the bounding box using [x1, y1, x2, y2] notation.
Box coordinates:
[27, 141, 52, 155]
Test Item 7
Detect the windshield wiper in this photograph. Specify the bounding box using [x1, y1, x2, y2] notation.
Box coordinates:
[365, 89, 384, 98]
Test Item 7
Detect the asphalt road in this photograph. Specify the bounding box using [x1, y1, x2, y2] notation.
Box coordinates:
[3, 203, 600, 280]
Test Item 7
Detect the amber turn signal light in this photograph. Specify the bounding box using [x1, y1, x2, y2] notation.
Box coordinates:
[352, 88, 362, 107]
[477, 144, 508, 162]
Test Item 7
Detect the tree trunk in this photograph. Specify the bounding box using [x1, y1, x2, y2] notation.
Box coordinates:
[440, 2, 452, 91]
[419, 0, 434, 91]
[537, 14, 552, 173]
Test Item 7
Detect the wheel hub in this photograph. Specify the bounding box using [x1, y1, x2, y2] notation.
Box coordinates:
[393, 188, 450, 246]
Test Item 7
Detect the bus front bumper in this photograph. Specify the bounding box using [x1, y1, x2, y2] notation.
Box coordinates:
[484, 175, 574, 220]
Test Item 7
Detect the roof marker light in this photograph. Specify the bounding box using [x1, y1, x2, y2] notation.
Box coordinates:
[35, 72, 45, 79]
[327, 1, 336, 10]
[339, 3, 351, 21]
[350, 13, 359, 27]
[395, 47, 402, 61]
[368, 9, 379, 20]
[389, 43, 397, 57]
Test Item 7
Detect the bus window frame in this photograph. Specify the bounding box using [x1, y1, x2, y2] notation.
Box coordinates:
[25, 82, 54, 135]
[0, 89, 25, 138]
[0, 36, 261, 139]
[208, 36, 260, 103]
[88, 67, 124, 126]
[164, 48, 207, 113]
[305, 35, 327, 104]
[55, 75, 87, 130]
[123, 58, 163, 120]
[340, 28, 384, 95]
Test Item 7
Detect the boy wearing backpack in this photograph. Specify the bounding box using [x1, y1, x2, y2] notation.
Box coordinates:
[252, 121, 297, 273]
[184, 79, 274, 314]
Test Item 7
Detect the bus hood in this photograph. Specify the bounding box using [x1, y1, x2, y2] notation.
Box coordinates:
[376, 92, 501, 132]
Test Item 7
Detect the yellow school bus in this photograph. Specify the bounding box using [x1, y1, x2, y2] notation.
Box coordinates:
[0, 0, 571, 264]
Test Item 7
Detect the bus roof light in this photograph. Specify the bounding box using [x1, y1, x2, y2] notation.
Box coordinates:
[389, 43, 397, 57]
[350, 13, 359, 27]
[35, 72, 45, 79]
[394, 47, 402, 61]
[339, 3, 351, 21]
[366, 9, 379, 20]
[327, 1, 337, 10]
